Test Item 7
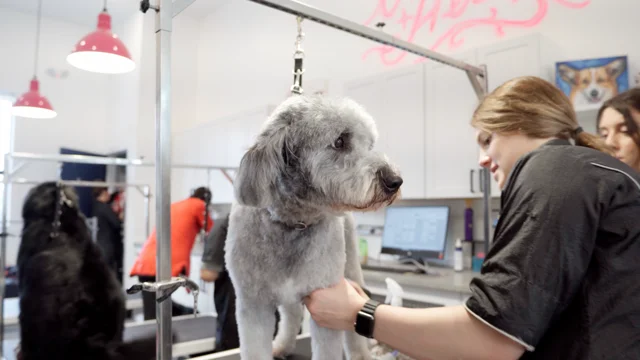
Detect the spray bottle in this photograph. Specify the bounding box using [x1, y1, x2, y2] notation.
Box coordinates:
[454, 238, 464, 272]
[384, 277, 404, 307]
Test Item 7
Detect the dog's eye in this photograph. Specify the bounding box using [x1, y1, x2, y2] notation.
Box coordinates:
[333, 136, 345, 149]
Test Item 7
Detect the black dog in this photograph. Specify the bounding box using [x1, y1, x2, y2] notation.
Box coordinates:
[17, 182, 156, 360]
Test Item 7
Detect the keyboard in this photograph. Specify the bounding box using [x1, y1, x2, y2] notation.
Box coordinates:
[361, 264, 422, 274]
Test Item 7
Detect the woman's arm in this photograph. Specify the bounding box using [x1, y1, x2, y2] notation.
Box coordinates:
[372, 303, 524, 360]
[304, 279, 525, 360]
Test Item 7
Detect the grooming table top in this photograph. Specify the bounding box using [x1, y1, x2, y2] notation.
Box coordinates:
[124, 314, 217, 357]
[190, 333, 312, 360]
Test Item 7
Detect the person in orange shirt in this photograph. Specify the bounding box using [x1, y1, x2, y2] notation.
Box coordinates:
[130, 187, 214, 320]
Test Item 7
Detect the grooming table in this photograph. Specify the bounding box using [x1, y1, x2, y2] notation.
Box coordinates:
[190, 333, 312, 360]
[124, 314, 217, 357]
[1, 315, 216, 360]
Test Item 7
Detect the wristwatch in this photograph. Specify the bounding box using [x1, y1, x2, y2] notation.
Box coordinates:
[354, 299, 380, 338]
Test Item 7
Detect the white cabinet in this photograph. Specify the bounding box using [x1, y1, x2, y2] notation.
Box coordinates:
[424, 50, 484, 199]
[344, 64, 426, 199]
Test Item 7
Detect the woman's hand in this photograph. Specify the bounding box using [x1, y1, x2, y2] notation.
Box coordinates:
[303, 278, 369, 331]
[200, 268, 219, 282]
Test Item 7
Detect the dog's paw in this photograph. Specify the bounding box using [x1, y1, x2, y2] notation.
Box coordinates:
[272, 342, 294, 359]
[348, 352, 373, 360]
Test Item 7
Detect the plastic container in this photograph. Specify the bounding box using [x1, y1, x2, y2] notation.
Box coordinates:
[359, 238, 369, 265]
[472, 253, 485, 272]
[454, 238, 464, 272]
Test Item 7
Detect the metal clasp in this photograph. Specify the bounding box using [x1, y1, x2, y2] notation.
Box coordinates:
[126, 275, 200, 317]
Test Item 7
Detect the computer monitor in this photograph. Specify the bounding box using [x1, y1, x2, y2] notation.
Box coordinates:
[381, 205, 450, 261]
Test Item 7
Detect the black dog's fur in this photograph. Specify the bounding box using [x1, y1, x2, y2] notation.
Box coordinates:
[17, 182, 156, 360]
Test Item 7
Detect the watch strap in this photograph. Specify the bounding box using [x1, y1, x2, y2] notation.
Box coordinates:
[354, 299, 380, 338]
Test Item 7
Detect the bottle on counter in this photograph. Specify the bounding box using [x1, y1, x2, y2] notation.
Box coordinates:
[454, 238, 464, 272]
[464, 199, 473, 241]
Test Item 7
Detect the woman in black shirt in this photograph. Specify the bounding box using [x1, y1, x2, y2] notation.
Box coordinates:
[304, 76, 640, 360]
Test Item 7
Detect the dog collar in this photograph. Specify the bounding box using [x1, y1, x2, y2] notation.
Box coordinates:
[265, 207, 309, 231]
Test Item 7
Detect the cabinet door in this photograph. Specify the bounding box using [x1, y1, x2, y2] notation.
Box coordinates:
[379, 65, 426, 199]
[424, 51, 483, 199]
[477, 34, 541, 92]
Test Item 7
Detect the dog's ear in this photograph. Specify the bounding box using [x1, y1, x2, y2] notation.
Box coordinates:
[606, 58, 626, 79]
[558, 64, 577, 84]
[234, 126, 288, 208]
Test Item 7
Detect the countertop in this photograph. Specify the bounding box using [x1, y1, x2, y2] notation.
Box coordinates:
[362, 268, 479, 295]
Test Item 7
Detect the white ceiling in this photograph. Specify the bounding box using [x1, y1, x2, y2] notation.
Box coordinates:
[0, 0, 230, 28]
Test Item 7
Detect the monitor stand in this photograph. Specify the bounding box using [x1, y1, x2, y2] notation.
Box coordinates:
[398, 256, 441, 276]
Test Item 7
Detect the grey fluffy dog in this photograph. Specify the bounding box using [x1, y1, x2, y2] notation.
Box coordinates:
[225, 95, 403, 360]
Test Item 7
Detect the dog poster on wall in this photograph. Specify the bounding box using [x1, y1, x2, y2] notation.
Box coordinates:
[556, 55, 629, 110]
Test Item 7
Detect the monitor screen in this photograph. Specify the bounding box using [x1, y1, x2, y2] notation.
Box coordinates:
[381, 205, 450, 260]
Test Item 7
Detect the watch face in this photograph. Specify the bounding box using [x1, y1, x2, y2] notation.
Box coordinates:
[355, 311, 375, 338]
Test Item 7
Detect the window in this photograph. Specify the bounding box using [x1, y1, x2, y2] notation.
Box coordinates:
[0, 95, 14, 223]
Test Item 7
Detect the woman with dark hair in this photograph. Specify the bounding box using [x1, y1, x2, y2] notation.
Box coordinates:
[93, 186, 123, 283]
[597, 88, 640, 171]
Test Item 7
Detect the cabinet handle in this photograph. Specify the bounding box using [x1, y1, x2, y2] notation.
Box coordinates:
[470, 169, 475, 193]
[479, 168, 485, 193]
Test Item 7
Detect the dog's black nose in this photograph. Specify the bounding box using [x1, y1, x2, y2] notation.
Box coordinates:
[590, 89, 599, 97]
[382, 175, 403, 193]
[378, 167, 403, 194]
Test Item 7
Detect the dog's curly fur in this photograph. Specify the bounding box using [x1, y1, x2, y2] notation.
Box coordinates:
[17, 182, 156, 360]
[225, 95, 403, 360]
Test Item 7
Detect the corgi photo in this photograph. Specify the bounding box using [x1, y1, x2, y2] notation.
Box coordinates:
[556, 55, 629, 108]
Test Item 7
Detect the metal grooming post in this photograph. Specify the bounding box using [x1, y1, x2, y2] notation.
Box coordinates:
[0, 154, 10, 359]
[155, 0, 173, 357]
[475, 65, 491, 256]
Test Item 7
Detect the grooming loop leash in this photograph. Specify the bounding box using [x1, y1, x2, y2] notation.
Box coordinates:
[291, 16, 305, 95]
[50, 182, 66, 239]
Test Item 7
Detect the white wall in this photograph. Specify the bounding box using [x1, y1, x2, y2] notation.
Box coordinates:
[194, 0, 639, 124]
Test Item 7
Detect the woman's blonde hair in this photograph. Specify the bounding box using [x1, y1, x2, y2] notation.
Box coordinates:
[471, 76, 612, 155]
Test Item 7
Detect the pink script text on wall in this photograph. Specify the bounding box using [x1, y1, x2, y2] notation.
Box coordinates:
[362, 0, 591, 66]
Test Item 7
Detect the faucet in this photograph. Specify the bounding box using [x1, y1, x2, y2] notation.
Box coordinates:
[127, 275, 200, 316]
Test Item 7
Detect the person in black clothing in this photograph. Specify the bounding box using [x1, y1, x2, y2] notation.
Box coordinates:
[92, 186, 124, 284]
[200, 214, 240, 352]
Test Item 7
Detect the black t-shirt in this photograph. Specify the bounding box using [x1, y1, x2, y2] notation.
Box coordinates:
[465, 139, 640, 359]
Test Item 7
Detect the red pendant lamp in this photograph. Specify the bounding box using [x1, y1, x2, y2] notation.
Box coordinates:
[12, 0, 57, 119]
[66, 0, 135, 74]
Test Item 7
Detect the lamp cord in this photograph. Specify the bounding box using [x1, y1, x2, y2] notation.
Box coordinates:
[104, 0, 107, 11]
[33, 0, 43, 76]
